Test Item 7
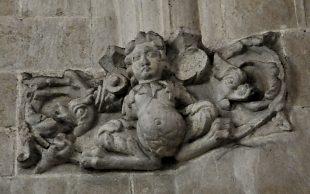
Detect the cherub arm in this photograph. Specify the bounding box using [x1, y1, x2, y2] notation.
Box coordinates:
[174, 82, 196, 107]
[121, 89, 138, 121]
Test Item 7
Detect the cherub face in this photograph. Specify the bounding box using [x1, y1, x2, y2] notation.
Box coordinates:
[130, 43, 165, 83]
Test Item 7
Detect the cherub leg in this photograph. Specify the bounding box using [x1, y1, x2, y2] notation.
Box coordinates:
[80, 119, 161, 170]
[176, 117, 232, 161]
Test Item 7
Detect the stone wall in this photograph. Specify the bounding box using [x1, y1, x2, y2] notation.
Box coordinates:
[0, 0, 309, 193]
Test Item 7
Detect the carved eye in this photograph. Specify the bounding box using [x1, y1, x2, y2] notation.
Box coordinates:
[147, 51, 159, 58]
[133, 55, 140, 62]
[154, 118, 161, 126]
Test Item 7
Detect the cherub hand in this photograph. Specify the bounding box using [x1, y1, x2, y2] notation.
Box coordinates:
[206, 118, 232, 142]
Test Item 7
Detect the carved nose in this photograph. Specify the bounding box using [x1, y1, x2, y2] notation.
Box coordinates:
[141, 54, 150, 66]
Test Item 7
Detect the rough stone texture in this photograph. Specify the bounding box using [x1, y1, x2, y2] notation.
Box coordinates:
[280, 30, 310, 107]
[132, 173, 175, 194]
[20, 18, 91, 71]
[306, 0, 310, 26]
[72, 174, 131, 194]
[17, 0, 91, 17]
[0, 128, 15, 176]
[0, 0, 14, 16]
[0, 73, 17, 127]
[136, 0, 162, 33]
[162, 0, 200, 36]
[198, 0, 298, 49]
[1, 0, 310, 193]
[90, 0, 119, 66]
[0, 17, 22, 70]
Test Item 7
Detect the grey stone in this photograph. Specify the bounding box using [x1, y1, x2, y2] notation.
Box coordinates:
[0, 128, 15, 176]
[10, 176, 71, 194]
[0, 73, 17, 127]
[0, 17, 23, 70]
[91, 0, 116, 18]
[0, 0, 14, 16]
[91, 17, 119, 67]
[306, 0, 310, 27]
[0, 177, 11, 194]
[20, 18, 91, 71]
[280, 30, 310, 107]
[113, 0, 139, 47]
[72, 174, 131, 194]
[132, 172, 175, 194]
[175, 148, 244, 194]
[136, 0, 162, 33]
[165, 0, 200, 34]
[17, 0, 91, 17]
[17, 31, 290, 173]
[198, 0, 298, 49]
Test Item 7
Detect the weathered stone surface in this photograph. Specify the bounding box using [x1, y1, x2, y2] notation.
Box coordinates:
[280, 30, 310, 107]
[0, 17, 23, 70]
[72, 174, 131, 194]
[91, 0, 116, 18]
[10, 177, 70, 194]
[198, 0, 298, 49]
[18, 0, 91, 17]
[0, 128, 15, 176]
[114, 0, 139, 47]
[0, 0, 14, 16]
[165, 0, 200, 35]
[175, 148, 244, 194]
[0, 73, 17, 127]
[132, 173, 175, 194]
[306, 0, 310, 27]
[137, 0, 162, 33]
[91, 17, 118, 67]
[0, 178, 11, 194]
[294, 0, 307, 27]
[20, 18, 91, 71]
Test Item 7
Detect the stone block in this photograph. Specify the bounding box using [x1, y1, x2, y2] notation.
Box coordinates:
[175, 132, 310, 194]
[198, 0, 298, 49]
[10, 177, 71, 194]
[0, 0, 14, 16]
[306, 0, 310, 27]
[0, 17, 23, 70]
[165, 0, 200, 35]
[20, 17, 91, 71]
[91, 17, 118, 67]
[0, 73, 17, 127]
[280, 30, 310, 107]
[72, 174, 131, 194]
[114, 0, 139, 47]
[0, 128, 15, 176]
[18, 0, 91, 17]
[0, 178, 11, 194]
[175, 148, 243, 194]
[132, 172, 175, 194]
[289, 107, 310, 134]
[91, 0, 116, 18]
[137, 0, 162, 33]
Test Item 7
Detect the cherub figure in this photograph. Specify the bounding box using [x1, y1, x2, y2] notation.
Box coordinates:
[81, 32, 229, 170]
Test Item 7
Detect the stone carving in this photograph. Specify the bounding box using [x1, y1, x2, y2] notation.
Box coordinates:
[17, 31, 291, 173]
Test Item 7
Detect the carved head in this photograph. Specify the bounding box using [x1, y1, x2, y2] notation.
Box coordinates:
[124, 32, 169, 83]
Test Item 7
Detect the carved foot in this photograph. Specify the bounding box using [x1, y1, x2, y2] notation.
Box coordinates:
[80, 147, 107, 169]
